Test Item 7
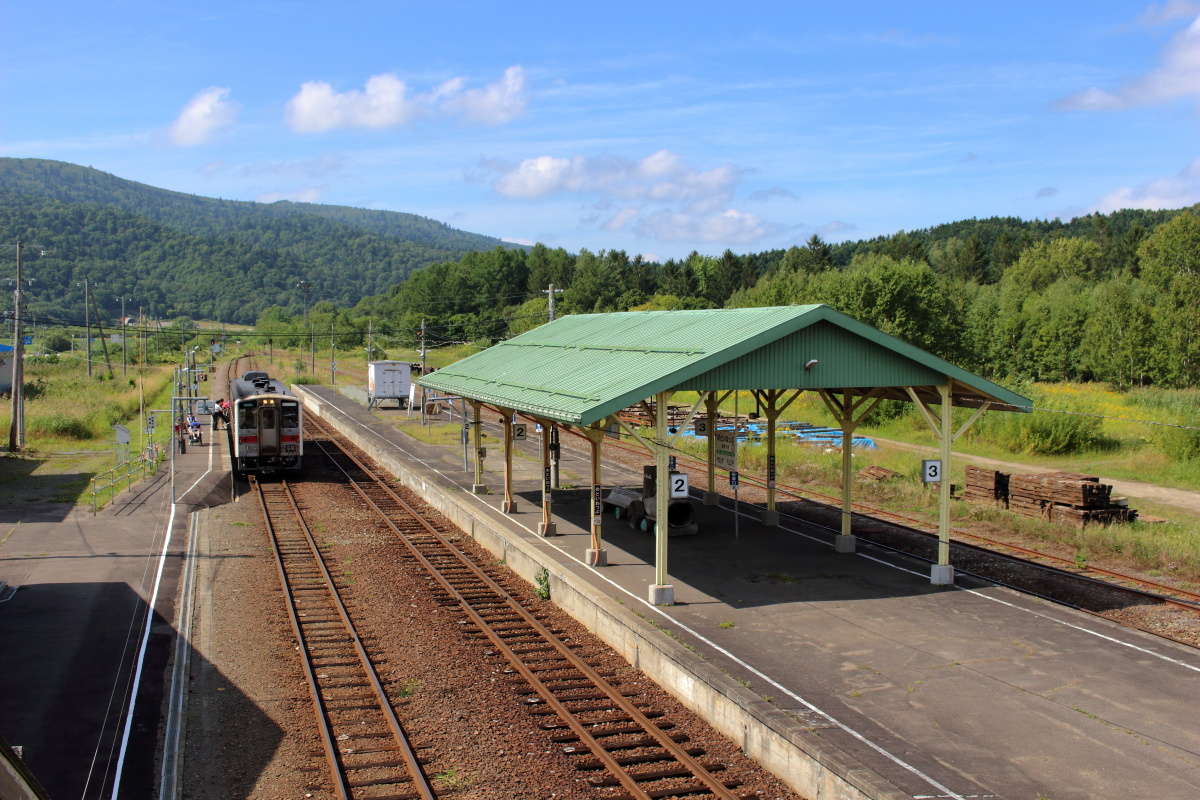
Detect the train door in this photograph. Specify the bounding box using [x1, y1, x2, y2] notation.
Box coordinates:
[259, 404, 279, 455]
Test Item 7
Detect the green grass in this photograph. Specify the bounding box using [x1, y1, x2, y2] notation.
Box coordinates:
[0, 354, 178, 507]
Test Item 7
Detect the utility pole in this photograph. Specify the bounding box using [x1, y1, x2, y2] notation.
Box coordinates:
[329, 318, 336, 385]
[120, 296, 128, 376]
[84, 278, 92, 378]
[8, 242, 25, 450]
[419, 318, 427, 425]
[298, 280, 313, 375]
[543, 283, 563, 322]
[367, 318, 374, 362]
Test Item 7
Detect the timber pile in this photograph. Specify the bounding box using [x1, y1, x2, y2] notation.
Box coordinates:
[619, 402, 692, 428]
[964, 465, 1008, 506]
[859, 465, 900, 482]
[1006, 471, 1135, 527]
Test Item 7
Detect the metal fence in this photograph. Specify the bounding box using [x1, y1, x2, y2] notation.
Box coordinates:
[90, 446, 163, 514]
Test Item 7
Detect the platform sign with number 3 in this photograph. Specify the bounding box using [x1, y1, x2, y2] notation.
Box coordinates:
[922, 459, 942, 483]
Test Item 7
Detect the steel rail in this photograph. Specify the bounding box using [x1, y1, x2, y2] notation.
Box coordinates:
[253, 476, 436, 800]
[305, 417, 741, 800]
[532, 410, 1200, 613]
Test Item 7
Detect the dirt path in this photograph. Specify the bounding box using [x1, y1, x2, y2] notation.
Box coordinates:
[873, 436, 1200, 515]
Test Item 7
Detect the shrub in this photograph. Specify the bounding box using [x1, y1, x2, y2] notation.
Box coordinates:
[1159, 426, 1200, 462]
[969, 409, 1108, 455]
[28, 413, 94, 440]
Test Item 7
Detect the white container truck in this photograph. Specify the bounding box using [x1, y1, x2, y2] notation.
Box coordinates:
[367, 361, 414, 409]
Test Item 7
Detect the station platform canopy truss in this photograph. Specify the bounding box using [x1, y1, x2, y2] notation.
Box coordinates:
[419, 305, 1032, 604]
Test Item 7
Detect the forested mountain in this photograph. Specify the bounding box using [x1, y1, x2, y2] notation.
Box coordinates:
[0, 158, 514, 323]
[315, 203, 1200, 390]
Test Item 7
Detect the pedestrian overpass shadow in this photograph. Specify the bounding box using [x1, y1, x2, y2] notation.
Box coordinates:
[0, 456, 92, 523]
[0, 580, 287, 799]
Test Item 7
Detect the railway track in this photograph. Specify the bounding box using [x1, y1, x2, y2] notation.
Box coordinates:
[304, 415, 753, 800]
[251, 475, 436, 800]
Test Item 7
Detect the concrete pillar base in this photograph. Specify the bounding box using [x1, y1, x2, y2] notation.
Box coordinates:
[585, 548, 608, 567]
[703, 490, 720, 506]
[834, 534, 857, 553]
[501, 499, 517, 513]
[761, 509, 779, 527]
[471, 483, 488, 494]
[648, 584, 675, 606]
[537, 521, 557, 537]
[930, 564, 955, 585]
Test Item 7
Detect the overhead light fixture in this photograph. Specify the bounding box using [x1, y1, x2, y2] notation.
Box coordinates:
[804, 359, 820, 370]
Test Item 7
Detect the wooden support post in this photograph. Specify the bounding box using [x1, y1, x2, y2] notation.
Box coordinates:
[538, 420, 556, 536]
[838, 391, 856, 551]
[501, 409, 516, 513]
[933, 382, 954, 583]
[584, 423, 607, 566]
[649, 391, 674, 605]
[470, 401, 487, 494]
[704, 392, 719, 505]
[763, 389, 780, 526]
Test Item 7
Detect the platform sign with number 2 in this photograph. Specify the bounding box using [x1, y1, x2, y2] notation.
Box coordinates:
[669, 472, 689, 498]
[922, 459, 942, 483]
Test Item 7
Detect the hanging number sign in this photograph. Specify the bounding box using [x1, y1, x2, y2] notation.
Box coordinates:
[592, 485, 602, 526]
[513, 423, 527, 441]
[922, 459, 942, 483]
[694, 419, 709, 436]
[669, 472, 689, 498]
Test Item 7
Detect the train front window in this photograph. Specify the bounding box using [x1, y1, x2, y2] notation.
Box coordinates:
[238, 401, 257, 429]
[260, 407, 276, 429]
[281, 402, 300, 429]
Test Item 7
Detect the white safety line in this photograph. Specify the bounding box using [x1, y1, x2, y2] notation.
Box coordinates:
[158, 512, 200, 800]
[318, 401, 968, 800]
[110, 416, 215, 799]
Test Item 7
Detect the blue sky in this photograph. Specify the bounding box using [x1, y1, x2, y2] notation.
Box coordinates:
[3, 1, 1199, 259]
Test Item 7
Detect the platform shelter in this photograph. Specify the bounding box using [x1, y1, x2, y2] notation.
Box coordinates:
[419, 305, 1030, 605]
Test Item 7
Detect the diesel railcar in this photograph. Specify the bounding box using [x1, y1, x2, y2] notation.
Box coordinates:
[229, 371, 303, 474]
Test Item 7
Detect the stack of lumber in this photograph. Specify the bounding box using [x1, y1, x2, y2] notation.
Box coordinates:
[964, 465, 1008, 506]
[618, 402, 692, 428]
[1007, 471, 1135, 527]
[859, 465, 900, 482]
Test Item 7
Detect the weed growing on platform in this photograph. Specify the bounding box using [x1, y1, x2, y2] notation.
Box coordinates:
[534, 567, 550, 600]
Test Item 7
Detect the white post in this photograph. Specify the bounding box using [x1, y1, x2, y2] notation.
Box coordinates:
[649, 391, 675, 605]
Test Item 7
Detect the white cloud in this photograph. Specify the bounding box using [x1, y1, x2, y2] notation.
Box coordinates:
[1059, 14, 1200, 109]
[502, 236, 535, 246]
[285, 66, 527, 133]
[491, 149, 739, 212]
[286, 74, 417, 133]
[603, 207, 639, 231]
[1095, 158, 1200, 211]
[635, 209, 772, 244]
[487, 149, 774, 244]
[442, 66, 528, 124]
[256, 187, 322, 203]
[169, 87, 237, 146]
[1138, 1, 1200, 25]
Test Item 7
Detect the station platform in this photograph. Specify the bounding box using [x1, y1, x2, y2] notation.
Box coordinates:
[304, 384, 1200, 800]
[0, 426, 227, 798]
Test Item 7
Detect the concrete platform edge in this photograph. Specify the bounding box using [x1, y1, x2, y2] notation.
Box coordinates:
[297, 386, 908, 800]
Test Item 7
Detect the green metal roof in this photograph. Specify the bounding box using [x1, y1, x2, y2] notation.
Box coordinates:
[419, 305, 1031, 426]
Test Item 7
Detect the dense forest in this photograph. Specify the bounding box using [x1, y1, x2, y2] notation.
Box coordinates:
[262, 204, 1200, 389]
[0, 159, 514, 323]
